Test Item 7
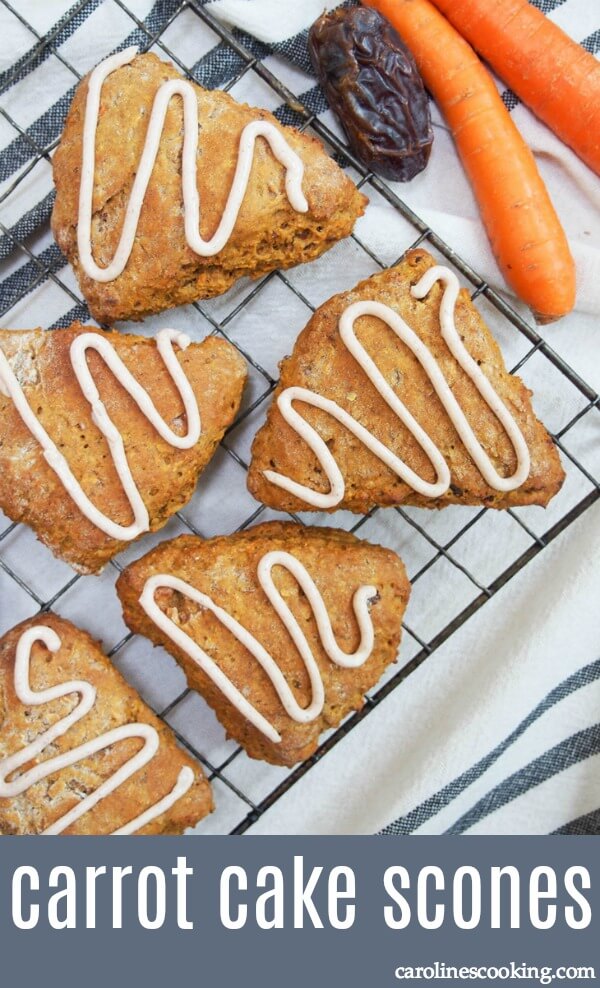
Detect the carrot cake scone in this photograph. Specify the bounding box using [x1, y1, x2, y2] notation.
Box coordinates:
[116, 521, 410, 767]
[248, 249, 565, 513]
[0, 615, 212, 835]
[51, 49, 367, 324]
[0, 324, 246, 573]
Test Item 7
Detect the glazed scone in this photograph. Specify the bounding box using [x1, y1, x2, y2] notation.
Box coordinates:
[116, 522, 410, 767]
[248, 250, 565, 513]
[0, 324, 246, 573]
[51, 50, 367, 324]
[0, 614, 213, 835]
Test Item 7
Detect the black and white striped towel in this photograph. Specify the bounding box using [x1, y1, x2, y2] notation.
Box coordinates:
[0, 0, 599, 835]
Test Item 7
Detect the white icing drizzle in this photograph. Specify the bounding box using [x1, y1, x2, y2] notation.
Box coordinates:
[0, 328, 201, 541]
[139, 550, 377, 743]
[78, 46, 308, 282]
[263, 265, 531, 508]
[0, 625, 195, 835]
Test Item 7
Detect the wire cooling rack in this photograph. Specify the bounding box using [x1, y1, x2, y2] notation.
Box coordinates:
[0, 0, 598, 835]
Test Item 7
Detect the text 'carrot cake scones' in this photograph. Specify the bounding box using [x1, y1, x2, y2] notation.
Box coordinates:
[116, 522, 410, 767]
[51, 49, 367, 324]
[248, 250, 565, 513]
[0, 324, 246, 573]
[0, 615, 212, 835]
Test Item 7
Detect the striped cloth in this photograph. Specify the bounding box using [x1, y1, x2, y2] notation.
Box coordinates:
[0, 0, 599, 835]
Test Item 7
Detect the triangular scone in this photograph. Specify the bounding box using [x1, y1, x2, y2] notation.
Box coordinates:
[0, 614, 213, 835]
[51, 51, 367, 324]
[0, 324, 246, 573]
[116, 521, 410, 767]
[248, 250, 565, 513]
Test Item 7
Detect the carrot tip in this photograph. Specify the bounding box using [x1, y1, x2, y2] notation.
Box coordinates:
[533, 310, 568, 326]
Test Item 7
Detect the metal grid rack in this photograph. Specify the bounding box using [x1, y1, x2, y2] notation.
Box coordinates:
[0, 0, 598, 834]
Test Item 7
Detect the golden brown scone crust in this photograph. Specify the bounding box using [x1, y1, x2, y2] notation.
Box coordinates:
[51, 52, 367, 324]
[0, 323, 246, 573]
[247, 250, 565, 513]
[0, 614, 213, 835]
[116, 521, 410, 766]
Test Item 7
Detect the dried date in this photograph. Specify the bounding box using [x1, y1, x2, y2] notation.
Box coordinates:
[308, 6, 433, 182]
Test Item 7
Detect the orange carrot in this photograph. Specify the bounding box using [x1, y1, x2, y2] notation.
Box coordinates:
[429, 0, 600, 176]
[363, 0, 575, 323]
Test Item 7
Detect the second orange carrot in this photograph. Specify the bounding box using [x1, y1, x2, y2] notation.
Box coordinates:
[363, 0, 576, 323]
[430, 0, 600, 177]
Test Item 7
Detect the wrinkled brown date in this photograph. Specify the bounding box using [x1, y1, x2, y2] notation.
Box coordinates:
[308, 6, 433, 182]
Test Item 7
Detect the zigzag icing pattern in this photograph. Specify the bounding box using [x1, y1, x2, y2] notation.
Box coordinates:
[0, 328, 201, 540]
[140, 549, 377, 743]
[0, 625, 194, 835]
[78, 47, 308, 282]
[262, 266, 531, 508]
